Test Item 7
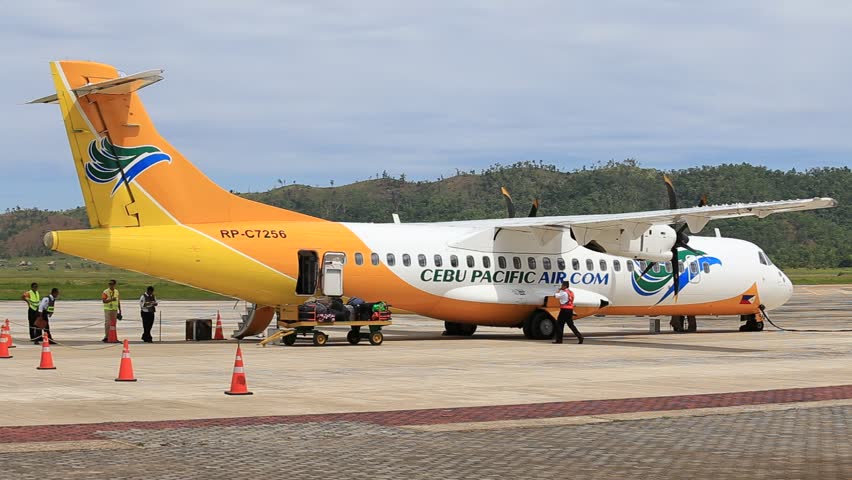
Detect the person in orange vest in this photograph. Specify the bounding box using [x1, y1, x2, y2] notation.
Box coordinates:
[553, 280, 583, 344]
[21, 282, 41, 342]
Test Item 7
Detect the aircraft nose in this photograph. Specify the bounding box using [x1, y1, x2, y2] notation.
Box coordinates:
[761, 269, 794, 310]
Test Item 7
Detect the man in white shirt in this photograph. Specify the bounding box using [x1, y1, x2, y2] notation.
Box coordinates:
[36, 287, 60, 344]
[139, 286, 158, 343]
[553, 281, 583, 344]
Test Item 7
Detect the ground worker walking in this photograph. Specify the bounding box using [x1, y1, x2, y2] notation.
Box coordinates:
[553, 280, 583, 344]
[21, 282, 41, 342]
[36, 288, 59, 344]
[139, 286, 158, 343]
[102, 279, 121, 342]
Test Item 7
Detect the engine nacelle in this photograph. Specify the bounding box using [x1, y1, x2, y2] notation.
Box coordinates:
[572, 224, 677, 262]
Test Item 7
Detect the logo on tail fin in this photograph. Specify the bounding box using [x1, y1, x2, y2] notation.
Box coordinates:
[85, 138, 171, 195]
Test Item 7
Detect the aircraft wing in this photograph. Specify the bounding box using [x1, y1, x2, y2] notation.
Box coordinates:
[434, 197, 837, 234]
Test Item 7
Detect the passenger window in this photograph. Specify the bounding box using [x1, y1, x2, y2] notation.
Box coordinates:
[402, 254, 411, 267]
[498, 256, 507, 269]
[639, 261, 648, 273]
[386, 254, 396, 266]
[557, 258, 566, 271]
[528, 257, 536, 269]
[371, 253, 380, 266]
[434, 254, 443, 267]
[599, 259, 607, 271]
[652, 263, 661, 274]
[543, 257, 552, 270]
[678, 261, 684, 274]
[613, 260, 621, 272]
[572, 259, 580, 271]
[513, 257, 522, 269]
[689, 261, 699, 275]
[703, 262, 711, 274]
[586, 259, 594, 271]
[482, 256, 491, 269]
[664, 261, 672, 273]
[355, 252, 364, 266]
[467, 256, 475, 268]
[418, 254, 427, 267]
[450, 255, 459, 268]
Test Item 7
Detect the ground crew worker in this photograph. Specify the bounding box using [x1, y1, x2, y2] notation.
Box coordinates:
[553, 280, 583, 344]
[102, 279, 121, 342]
[36, 288, 59, 344]
[139, 286, 158, 343]
[21, 282, 41, 342]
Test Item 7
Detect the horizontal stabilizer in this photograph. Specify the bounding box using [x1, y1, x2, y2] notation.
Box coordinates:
[27, 69, 164, 104]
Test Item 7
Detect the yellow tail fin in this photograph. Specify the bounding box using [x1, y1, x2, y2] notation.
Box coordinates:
[34, 60, 317, 228]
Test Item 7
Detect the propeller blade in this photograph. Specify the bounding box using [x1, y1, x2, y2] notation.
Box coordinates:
[663, 174, 678, 210]
[528, 199, 540, 217]
[500, 186, 516, 218]
[671, 247, 680, 298]
[698, 194, 708, 207]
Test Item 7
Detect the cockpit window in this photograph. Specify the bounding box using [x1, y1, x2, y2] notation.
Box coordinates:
[758, 252, 769, 266]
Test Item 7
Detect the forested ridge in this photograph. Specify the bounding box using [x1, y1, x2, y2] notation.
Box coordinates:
[1, 161, 849, 268]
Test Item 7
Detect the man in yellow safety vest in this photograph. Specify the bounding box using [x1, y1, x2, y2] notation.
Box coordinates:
[102, 279, 122, 342]
[37, 288, 60, 344]
[21, 282, 41, 343]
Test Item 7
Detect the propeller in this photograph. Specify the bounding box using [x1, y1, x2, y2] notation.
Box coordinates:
[638, 175, 706, 298]
[501, 187, 540, 218]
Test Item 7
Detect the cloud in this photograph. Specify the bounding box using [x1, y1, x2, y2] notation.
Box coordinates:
[1, 0, 850, 209]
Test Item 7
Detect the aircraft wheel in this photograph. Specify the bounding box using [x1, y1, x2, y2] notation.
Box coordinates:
[754, 320, 764, 331]
[522, 321, 533, 339]
[529, 311, 555, 340]
[283, 334, 297, 346]
[369, 332, 384, 345]
[670, 316, 686, 332]
[313, 332, 328, 346]
[347, 330, 361, 345]
[444, 321, 477, 336]
[686, 315, 697, 332]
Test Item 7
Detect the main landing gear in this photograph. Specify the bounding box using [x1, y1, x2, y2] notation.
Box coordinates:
[522, 311, 555, 340]
[443, 321, 478, 336]
[669, 315, 697, 333]
[739, 314, 764, 332]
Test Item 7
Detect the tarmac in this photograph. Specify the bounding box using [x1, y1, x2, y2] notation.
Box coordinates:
[0, 285, 850, 479]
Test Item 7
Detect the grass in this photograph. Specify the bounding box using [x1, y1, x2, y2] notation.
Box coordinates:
[785, 267, 852, 285]
[0, 256, 229, 301]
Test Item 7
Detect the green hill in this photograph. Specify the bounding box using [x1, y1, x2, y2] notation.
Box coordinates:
[2, 161, 850, 270]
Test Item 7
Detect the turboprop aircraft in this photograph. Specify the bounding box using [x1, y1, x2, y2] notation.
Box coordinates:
[29, 61, 838, 339]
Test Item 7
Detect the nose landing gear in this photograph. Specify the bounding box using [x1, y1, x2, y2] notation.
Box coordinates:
[739, 313, 764, 331]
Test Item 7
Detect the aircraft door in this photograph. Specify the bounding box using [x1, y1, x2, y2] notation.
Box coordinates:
[296, 250, 319, 295]
[322, 252, 346, 297]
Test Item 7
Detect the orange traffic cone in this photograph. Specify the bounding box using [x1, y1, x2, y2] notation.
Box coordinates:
[224, 345, 252, 395]
[36, 332, 55, 370]
[1, 319, 13, 349]
[115, 339, 137, 382]
[106, 317, 119, 343]
[0, 328, 11, 359]
[213, 311, 225, 340]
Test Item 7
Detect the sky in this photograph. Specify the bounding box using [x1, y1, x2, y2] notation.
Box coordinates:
[1, 0, 850, 210]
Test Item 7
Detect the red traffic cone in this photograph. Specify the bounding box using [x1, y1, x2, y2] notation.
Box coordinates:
[213, 310, 225, 340]
[224, 345, 252, 395]
[106, 317, 120, 343]
[1, 319, 13, 349]
[115, 339, 137, 382]
[36, 332, 56, 370]
[0, 329, 11, 359]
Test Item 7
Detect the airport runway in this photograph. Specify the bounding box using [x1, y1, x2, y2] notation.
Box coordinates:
[0, 285, 850, 479]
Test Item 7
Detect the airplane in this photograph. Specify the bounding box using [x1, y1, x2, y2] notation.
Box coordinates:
[28, 61, 838, 340]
